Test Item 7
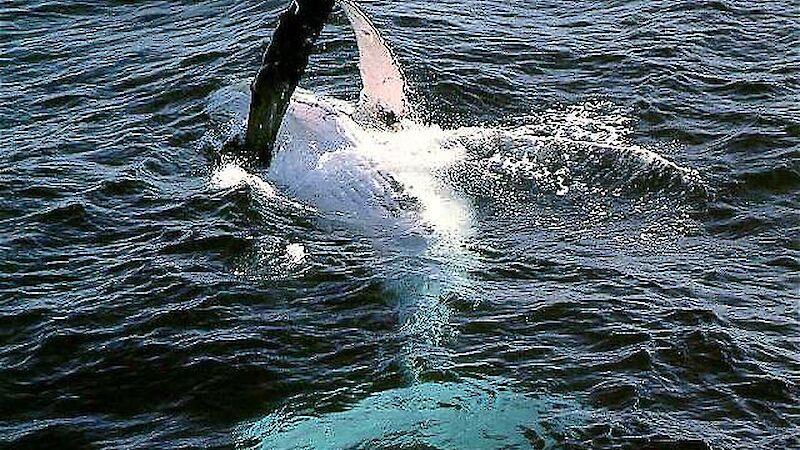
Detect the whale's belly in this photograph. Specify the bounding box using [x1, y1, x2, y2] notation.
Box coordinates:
[267, 91, 413, 237]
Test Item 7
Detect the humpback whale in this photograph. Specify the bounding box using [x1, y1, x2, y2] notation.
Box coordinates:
[210, 0, 474, 381]
[214, 4, 705, 446]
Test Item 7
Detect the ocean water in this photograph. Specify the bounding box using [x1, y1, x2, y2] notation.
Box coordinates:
[2, 1, 798, 449]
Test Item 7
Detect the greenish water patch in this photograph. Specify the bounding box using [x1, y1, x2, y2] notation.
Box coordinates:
[235, 377, 584, 449]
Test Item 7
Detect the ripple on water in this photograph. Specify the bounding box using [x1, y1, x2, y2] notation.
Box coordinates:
[1, 0, 798, 449]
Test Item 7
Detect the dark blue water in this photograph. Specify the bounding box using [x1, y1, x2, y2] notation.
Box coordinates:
[2, 1, 798, 449]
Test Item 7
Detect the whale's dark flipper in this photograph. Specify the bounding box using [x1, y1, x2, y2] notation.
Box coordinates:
[245, 0, 336, 166]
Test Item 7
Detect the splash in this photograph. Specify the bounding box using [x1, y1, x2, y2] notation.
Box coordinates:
[285, 243, 306, 264]
[211, 162, 277, 198]
[444, 101, 708, 202]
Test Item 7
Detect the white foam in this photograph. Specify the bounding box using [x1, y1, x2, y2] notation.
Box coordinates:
[365, 122, 474, 248]
[286, 243, 306, 264]
[267, 94, 475, 255]
[211, 162, 277, 197]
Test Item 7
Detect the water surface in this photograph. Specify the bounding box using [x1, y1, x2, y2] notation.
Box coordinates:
[2, 1, 798, 449]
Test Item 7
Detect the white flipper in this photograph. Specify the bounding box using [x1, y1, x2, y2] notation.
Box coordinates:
[341, 1, 408, 120]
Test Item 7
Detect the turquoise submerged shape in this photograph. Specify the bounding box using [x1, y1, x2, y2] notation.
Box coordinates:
[235, 377, 585, 449]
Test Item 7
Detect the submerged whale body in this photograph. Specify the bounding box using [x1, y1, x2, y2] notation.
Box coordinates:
[234, 377, 584, 450]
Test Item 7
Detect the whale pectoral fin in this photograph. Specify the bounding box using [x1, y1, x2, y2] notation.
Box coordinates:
[245, 0, 336, 166]
[341, 0, 408, 122]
